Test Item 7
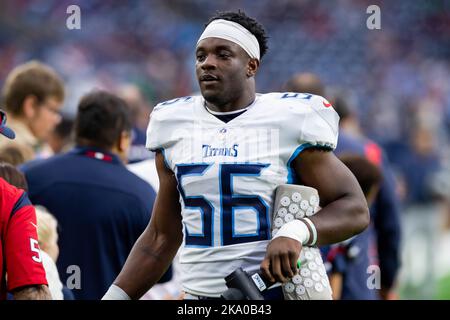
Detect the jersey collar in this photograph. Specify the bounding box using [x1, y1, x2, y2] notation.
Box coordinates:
[70, 146, 123, 165]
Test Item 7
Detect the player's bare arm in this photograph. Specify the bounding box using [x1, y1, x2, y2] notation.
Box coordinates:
[294, 149, 369, 244]
[261, 148, 369, 283]
[12, 285, 52, 300]
[109, 151, 183, 299]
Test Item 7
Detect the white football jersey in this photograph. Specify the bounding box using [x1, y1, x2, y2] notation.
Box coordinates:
[146, 92, 339, 297]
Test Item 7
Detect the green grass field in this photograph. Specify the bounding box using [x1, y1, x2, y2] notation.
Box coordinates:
[436, 273, 450, 300]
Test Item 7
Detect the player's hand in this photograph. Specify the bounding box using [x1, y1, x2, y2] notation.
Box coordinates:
[260, 237, 302, 283]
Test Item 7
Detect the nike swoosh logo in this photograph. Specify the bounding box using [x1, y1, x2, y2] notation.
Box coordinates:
[323, 101, 332, 108]
[30, 222, 38, 229]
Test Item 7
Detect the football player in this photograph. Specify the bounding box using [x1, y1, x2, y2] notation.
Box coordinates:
[103, 10, 369, 300]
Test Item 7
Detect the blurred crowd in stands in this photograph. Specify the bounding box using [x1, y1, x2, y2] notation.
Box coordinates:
[0, 0, 449, 299]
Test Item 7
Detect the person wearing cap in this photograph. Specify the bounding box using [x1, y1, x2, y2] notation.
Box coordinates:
[0, 61, 65, 164]
[21, 91, 171, 300]
[103, 10, 369, 300]
[0, 110, 51, 300]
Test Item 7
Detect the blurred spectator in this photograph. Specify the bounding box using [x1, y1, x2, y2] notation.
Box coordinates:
[0, 111, 50, 299]
[0, 61, 65, 163]
[283, 72, 325, 97]
[0, 144, 34, 166]
[0, 161, 65, 300]
[324, 154, 382, 299]
[118, 84, 153, 163]
[22, 91, 170, 299]
[0, 161, 28, 190]
[45, 117, 75, 155]
[0, 178, 50, 300]
[34, 205, 65, 300]
[284, 73, 402, 299]
[400, 126, 442, 205]
[0, 110, 50, 300]
[118, 84, 153, 134]
[332, 91, 402, 300]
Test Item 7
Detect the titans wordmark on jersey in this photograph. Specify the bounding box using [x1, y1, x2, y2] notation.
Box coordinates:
[146, 92, 339, 297]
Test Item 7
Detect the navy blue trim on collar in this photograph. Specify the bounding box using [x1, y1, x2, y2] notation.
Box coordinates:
[70, 146, 123, 165]
[213, 109, 247, 123]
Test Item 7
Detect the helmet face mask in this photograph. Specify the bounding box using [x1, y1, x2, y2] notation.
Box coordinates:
[0, 109, 16, 139]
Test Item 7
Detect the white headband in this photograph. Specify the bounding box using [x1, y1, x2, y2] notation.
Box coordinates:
[197, 19, 260, 60]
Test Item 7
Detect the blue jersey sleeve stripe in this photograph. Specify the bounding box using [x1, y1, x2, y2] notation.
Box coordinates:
[286, 143, 333, 184]
[286, 143, 314, 184]
[151, 148, 171, 171]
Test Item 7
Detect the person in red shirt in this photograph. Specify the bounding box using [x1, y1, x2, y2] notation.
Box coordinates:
[0, 109, 50, 299]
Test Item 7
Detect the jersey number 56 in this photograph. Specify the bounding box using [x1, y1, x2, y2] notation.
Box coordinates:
[176, 163, 270, 247]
